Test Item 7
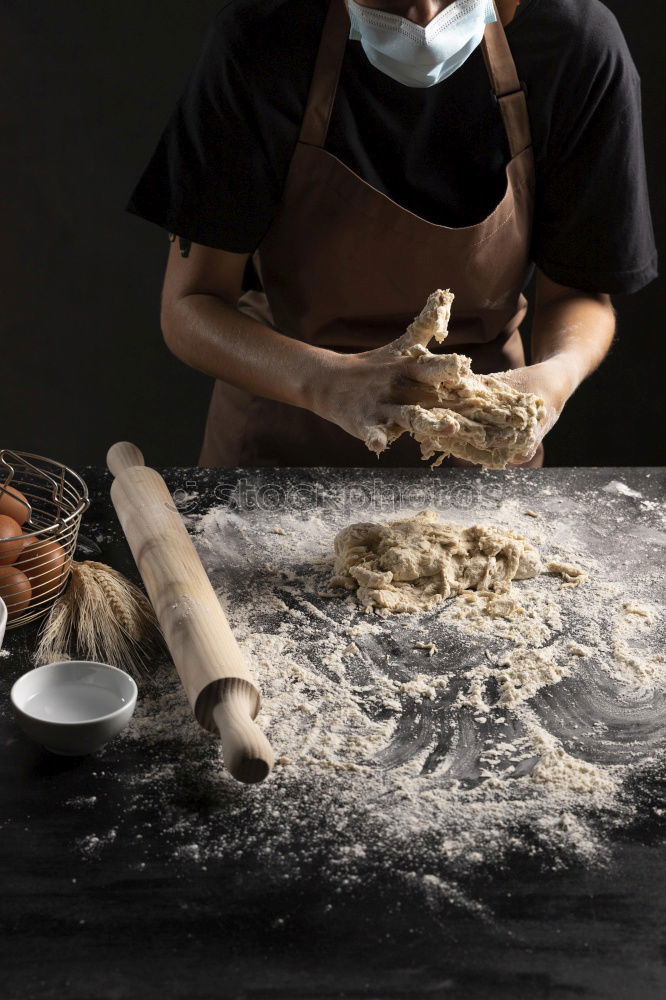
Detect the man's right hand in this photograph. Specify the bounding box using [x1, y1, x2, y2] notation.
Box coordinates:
[308, 325, 462, 454]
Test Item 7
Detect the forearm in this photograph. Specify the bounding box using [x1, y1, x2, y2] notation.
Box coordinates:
[530, 289, 616, 402]
[162, 292, 335, 409]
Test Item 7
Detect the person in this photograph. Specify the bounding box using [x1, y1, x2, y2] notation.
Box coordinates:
[127, 0, 657, 468]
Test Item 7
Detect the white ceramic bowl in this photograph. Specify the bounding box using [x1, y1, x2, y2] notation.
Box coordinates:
[0, 597, 6, 652]
[11, 660, 137, 755]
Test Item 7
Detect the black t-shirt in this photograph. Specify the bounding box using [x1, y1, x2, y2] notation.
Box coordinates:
[127, 0, 658, 295]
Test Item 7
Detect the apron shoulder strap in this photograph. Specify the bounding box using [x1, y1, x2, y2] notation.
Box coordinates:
[299, 0, 349, 148]
[481, 3, 532, 157]
[299, 0, 532, 159]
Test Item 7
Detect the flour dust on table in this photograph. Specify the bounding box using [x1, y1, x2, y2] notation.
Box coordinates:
[84, 471, 665, 911]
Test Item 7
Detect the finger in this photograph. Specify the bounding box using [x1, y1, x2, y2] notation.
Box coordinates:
[363, 424, 389, 453]
[385, 404, 458, 438]
[406, 352, 469, 389]
[364, 418, 409, 452]
[388, 289, 454, 356]
[510, 428, 544, 463]
[509, 441, 545, 468]
[511, 435, 538, 462]
[362, 404, 417, 453]
[362, 400, 459, 455]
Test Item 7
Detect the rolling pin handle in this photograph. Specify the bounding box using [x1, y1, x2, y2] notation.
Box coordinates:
[106, 441, 146, 478]
[212, 679, 275, 785]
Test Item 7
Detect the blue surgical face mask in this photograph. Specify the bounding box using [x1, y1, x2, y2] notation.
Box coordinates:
[346, 0, 498, 89]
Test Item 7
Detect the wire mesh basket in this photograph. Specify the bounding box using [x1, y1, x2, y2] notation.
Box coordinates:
[0, 449, 90, 629]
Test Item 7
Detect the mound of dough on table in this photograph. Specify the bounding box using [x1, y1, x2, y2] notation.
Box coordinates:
[331, 510, 542, 614]
[370, 289, 545, 469]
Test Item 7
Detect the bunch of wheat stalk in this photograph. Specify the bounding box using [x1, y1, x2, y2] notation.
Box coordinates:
[34, 560, 164, 678]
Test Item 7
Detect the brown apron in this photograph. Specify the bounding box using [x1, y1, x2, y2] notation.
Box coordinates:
[198, 0, 536, 468]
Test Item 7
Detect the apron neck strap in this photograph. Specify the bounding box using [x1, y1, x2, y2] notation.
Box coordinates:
[299, 0, 350, 148]
[481, 2, 532, 157]
[299, 0, 532, 159]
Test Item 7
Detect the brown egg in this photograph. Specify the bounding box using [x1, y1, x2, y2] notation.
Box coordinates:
[16, 536, 69, 603]
[0, 515, 26, 566]
[0, 484, 30, 526]
[0, 564, 32, 618]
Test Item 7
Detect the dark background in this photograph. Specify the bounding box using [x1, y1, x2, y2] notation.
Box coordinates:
[2, 0, 663, 468]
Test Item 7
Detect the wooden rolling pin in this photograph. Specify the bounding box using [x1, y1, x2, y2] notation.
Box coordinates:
[107, 441, 274, 784]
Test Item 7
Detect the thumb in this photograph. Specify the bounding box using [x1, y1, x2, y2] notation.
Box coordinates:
[389, 289, 454, 356]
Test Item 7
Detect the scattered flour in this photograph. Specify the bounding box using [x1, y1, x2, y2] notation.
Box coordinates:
[414, 641, 438, 657]
[82, 484, 665, 901]
[547, 560, 589, 588]
[77, 828, 117, 859]
[54, 471, 663, 915]
[603, 480, 642, 498]
[66, 795, 98, 808]
[494, 646, 573, 707]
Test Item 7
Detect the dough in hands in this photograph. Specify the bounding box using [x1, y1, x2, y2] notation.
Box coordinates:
[330, 510, 542, 613]
[368, 289, 545, 469]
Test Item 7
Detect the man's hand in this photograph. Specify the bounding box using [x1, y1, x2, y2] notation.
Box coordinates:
[496, 271, 617, 463]
[309, 335, 456, 453]
[493, 359, 574, 462]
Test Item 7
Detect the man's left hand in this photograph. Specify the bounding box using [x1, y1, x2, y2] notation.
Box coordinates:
[493, 358, 574, 463]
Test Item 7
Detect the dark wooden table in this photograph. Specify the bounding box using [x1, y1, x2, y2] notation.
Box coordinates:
[1, 467, 665, 1000]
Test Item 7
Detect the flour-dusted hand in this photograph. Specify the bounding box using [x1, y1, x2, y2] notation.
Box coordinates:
[492, 361, 572, 463]
[312, 289, 546, 468]
[310, 289, 546, 465]
[309, 290, 463, 453]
